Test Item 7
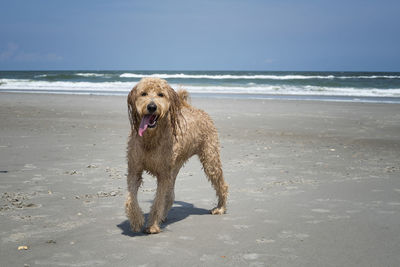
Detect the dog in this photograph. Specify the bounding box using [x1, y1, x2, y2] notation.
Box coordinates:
[125, 77, 228, 234]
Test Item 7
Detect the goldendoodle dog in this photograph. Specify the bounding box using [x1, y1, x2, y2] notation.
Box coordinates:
[125, 77, 229, 234]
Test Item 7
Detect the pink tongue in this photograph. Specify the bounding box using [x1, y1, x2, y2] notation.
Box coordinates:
[139, 115, 151, 137]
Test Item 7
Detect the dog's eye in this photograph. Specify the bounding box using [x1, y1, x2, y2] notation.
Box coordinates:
[158, 93, 164, 97]
[141, 92, 147, 97]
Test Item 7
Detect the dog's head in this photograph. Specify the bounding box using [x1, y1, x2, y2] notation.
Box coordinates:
[127, 78, 181, 137]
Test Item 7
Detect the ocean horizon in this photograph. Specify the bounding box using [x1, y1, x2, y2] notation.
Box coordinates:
[1, 70, 400, 103]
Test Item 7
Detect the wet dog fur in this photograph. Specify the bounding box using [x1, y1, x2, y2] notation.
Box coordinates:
[125, 77, 228, 234]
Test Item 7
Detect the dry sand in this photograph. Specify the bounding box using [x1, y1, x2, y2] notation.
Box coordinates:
[1, 93, 400, 266]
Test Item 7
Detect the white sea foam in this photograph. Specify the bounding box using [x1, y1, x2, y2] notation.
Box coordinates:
[120, 73, 400, 80]
[182, 84, 400, 97]
[34, 74, 48, 78]
[119, 73, 337, 80]
[338, 75, 400, 79]
[0, 79, 132, 92]
[31, 72, 400, 80]
[1, 79, 399, 98]
[75, 73, 107, 77]
[34, 73, 108, 78]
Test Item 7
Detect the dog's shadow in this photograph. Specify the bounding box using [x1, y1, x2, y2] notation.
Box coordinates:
[117, 201, 210, 236]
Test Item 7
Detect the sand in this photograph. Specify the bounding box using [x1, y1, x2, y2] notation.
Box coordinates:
[1, 93, 400, 266]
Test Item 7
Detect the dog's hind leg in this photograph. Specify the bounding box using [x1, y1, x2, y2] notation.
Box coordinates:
[199, 143, 228, 215]
[125, 171, 145, 232]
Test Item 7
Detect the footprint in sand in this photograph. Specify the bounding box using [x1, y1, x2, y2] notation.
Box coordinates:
[217, 234, 239, 245]
[311, 208, 331, 213]
[256, 238, 276, 244]
[233, 224, 251, 230]
[278, 230, 309, 240]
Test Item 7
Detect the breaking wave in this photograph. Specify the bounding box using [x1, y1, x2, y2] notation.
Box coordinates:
[1, 79, 399, 98]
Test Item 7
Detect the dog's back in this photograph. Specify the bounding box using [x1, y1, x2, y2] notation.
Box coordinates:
[172, 89, 220, 163]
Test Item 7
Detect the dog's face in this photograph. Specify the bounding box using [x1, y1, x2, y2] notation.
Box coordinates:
[128, 78, 181, 137]
[135, 82, 171, 119]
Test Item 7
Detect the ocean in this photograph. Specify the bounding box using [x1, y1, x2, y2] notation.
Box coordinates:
[1, 71, 400, 103]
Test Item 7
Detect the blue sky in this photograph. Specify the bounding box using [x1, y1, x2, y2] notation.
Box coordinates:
[0, 0, 399, 71]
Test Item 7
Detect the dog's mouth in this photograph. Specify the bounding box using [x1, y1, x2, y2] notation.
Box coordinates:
[139, 114, 159, 136]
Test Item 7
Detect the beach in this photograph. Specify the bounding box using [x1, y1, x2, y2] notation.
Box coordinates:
[1, 92, 400, 266]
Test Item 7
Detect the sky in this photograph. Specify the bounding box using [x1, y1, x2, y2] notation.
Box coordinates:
[0, 0, 399, 71]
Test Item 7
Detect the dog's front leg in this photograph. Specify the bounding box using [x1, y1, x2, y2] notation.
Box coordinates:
[146, 177, 172, 234]
[125, 172, 144, 232]
[162, 177, 176, 223]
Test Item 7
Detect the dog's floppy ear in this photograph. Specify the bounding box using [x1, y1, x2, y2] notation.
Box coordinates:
[127, 85, 139, 133]
[167, 85, 182, 138]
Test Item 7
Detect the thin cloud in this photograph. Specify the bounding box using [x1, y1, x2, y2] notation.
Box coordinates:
[0, 43, 18, 61]
[0, 42, 63, 62]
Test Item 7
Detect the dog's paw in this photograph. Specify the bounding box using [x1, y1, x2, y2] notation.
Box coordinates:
[145, 225, 161, 234]
[211, 207, 226, 215]
[130, 216, 145, 233]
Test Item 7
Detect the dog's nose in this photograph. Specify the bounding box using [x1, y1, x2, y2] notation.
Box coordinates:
[147, 102, 157, 113]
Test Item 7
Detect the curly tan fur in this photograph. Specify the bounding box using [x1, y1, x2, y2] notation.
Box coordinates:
[125, 78, 228, 234]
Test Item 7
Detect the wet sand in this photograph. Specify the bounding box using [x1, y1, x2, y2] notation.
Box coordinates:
[1, 93, 400, 266]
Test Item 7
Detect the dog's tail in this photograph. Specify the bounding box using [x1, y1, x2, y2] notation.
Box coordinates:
[177, 88, 190, 106]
